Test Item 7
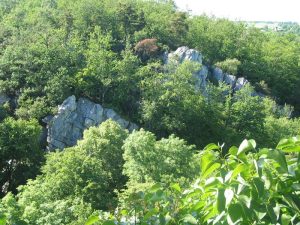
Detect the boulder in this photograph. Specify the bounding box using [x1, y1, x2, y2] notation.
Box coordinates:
[45, 96, 138, 150]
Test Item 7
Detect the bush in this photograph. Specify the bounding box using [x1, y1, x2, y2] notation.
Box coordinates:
[215, 58, 241, 75]
[96, 137, 300, 224]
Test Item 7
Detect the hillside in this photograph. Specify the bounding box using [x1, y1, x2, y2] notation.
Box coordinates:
[0, 0, 299, 224]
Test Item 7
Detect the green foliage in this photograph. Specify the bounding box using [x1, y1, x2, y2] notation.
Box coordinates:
[0, 0, 300, 223]
[215, 58, 241, 75]
[0, 118, 42, 197]
[140, 61, 218, 147]
[224, 85, 267, 145]
[4, 120, 128, 224]
[187, 16, 300, 110]
[123, 129, 198, 185]
[98, 137, 300, 224]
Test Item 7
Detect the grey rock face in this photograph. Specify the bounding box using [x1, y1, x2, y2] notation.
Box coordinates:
[234, 77, 249, 91]
[212, 67, 224, 83]
[167, 46, 207, 90]
[166, 47, 260, 95]
[45, 96, 138, 150]
[224, 74, 237, 87]
[211, 66, 250, 92]
[168, 46, 202, 64]
[0, 93, 10, 105]
[195, 65, 208, 90]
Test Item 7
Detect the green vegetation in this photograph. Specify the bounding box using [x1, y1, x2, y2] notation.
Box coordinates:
[0, 0, 299, 224]
[94, 137, 300, 225]
[0, 118, 42, 197]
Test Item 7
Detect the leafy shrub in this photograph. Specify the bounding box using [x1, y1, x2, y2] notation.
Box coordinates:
[215, 58, 241, 75]
[95, 137, 300, 224]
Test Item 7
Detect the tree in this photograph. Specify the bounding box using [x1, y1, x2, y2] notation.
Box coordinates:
[98, 137, 300, 224]
[75, 28, 117, 104]
[224, 85, 267, 146]
[116, 2, 146, 43]
[10, 120, 128, 224]
[123, 129, 198, 186]
[0, 118, 42, 197]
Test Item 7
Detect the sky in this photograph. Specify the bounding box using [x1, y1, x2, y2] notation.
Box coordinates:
[174, 0, 300, 23]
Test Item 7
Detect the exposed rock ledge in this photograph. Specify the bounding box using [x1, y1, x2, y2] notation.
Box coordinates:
[166, 46, 253, 93]
[43, 96, 138, 150]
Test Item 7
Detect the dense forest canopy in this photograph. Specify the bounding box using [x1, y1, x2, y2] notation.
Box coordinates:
[0, 0, 299, 224]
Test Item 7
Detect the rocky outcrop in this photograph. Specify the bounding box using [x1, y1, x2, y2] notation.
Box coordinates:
[211, 67, 250, 91]
[44, 96, 138, 150]
[166, 46, 208, 90]
[166, 46, 255, 93]
[167, 46, 203, 64]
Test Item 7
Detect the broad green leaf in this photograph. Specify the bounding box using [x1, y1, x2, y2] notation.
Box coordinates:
[229, 146, 238, 156]
[277, 137, 300, 152]
[217, 188, 226, 213]
[255, 211, 266, 220]
[281, 214, 292, 225]
[228, 203, 243, 222]
[200, 151, 217, 174]
[281, 146, 300, 153]
[277, 138, 295, 150]
[237, 139, 255, 156]
[266, 205, 277, 224]
[253, 159, 262, 177]
[150, 190, 165, 202]
[182, 214, 197, 224]
[232, 164, 247, 180]
[267, 149, 288, 173]
[202, 162, 221, 179]
[204, 143, 220, 151]
[226, 215, 241, 225]
[253, 177, 264, 198]
[85, 216, 99, 225]
[284, 194, 300, 213]
[205, 177, 221, 188]
[225, 171, 233, 183]
[292, 183, 300, 191]
[249, 139, 256, 149]
[273, 203, 280, 220]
